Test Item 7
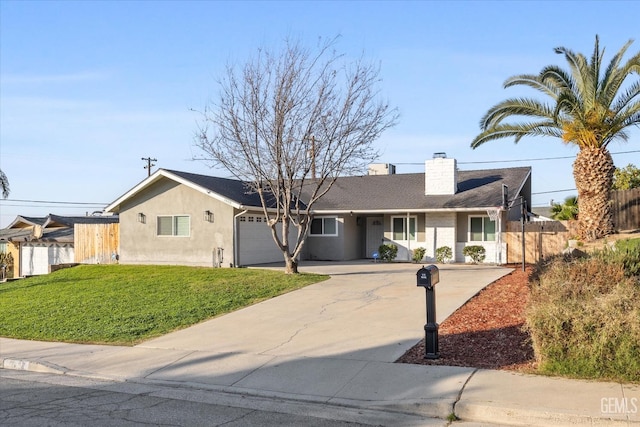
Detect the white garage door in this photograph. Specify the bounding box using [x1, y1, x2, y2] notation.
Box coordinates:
[237, 215, 297, 266]
[20, 243, 74, 276]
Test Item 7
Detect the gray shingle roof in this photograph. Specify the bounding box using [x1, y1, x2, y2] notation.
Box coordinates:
[166, 169, 289, 209]
[308, 167, 531, 211]
[167, 166, 530, 212]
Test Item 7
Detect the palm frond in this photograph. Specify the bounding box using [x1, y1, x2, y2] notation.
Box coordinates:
[471, 121, 562, 148]
[600, 38, 636, 91]
[618, 108, 640, 129]
[554, 90, 583, 122]
[588, 35, 603, 104]
[555, 44, 592, 100]
[610, 80, 640, 113]
[600, 50, 640, 107]
[480, 98, 555, 130]
[540, 65, 574, 93]
[504, 73, 559, 97]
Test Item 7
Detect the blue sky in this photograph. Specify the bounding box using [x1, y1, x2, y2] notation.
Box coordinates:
[1, 0, 639, 227]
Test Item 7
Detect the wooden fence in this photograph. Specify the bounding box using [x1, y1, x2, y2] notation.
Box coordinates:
[504, 220, 579, 265]
[611, 188, 640, 231]
[74, 223, 120, 264]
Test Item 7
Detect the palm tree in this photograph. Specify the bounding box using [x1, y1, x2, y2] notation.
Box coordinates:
[471, 36, 640, 241]
[550, 196, 578, 220]
[0, 169, 9, 199]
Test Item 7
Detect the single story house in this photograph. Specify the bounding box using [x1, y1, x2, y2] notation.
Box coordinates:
[0, 214, 119, 277]
[104, 155, 531, 266]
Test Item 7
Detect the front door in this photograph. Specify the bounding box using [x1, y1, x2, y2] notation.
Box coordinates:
[365, 217, 384, 258]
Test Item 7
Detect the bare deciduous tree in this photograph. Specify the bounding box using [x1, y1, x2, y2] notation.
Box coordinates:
[195, 37, 398, 273]
[0, 169, 9, 199]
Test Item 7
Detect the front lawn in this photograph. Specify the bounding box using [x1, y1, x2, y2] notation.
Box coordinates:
[0, 265, 327, 345]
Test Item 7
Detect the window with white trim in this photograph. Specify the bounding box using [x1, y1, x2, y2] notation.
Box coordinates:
[310, 217, 338, 236]
[157, 215, 190, 237]
[469, 216, 495, 242]
[391, 216, 417, 241]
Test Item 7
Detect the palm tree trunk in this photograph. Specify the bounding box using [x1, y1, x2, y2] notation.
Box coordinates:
[572, 147, 615, 240]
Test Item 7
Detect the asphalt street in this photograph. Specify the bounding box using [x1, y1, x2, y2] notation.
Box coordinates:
[0, 370, 447, 427]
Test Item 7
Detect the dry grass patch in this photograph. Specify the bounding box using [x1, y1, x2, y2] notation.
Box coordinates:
[526, 255, 640, 383]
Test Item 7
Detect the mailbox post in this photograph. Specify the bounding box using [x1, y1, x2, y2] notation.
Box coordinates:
[416, 265, 440, 359]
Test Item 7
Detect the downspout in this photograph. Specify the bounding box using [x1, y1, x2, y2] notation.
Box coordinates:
[406, 211, 411, 261]
[233, 209, 248, 268]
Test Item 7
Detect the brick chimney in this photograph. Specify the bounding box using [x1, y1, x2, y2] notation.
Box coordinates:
[425, 153, 457, 195]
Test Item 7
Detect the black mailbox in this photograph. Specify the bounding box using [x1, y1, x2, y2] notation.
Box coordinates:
[416, 265, 440, 359]
[416, 265, 439, 289]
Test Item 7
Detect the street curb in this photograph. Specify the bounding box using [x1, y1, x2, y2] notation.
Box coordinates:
[455, 401, 638, 426]
[136, 376, 456, 420]
[1, 357, 67, 375]
[4, 356, 638, 426]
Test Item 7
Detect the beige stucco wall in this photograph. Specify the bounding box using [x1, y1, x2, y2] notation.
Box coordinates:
[118, 178, 236, 267]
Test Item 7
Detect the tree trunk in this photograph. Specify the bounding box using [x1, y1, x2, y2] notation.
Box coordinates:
[284, 252, 299, 274]
[573, 147, 615, 241]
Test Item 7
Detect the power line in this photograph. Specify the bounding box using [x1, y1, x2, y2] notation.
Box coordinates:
[0, 199, 107, 205]
[532, 189, 575, 195]
[461, 150, 639, 164]
[0, 204, 106, 208]
[393, 150, 640, 166]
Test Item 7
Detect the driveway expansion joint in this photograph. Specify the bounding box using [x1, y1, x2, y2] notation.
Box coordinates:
[452, 368, 478, 419]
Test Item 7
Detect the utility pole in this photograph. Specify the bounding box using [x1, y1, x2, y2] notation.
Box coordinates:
[305, 135, 316, 180]
[310, 135, 316, 180]
[141, 157, 157, 177]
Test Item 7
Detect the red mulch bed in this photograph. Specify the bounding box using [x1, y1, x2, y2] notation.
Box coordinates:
[396, 265, 537, 371]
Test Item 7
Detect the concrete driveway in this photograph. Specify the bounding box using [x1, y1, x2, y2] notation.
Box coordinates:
[140, 261, 512, 363]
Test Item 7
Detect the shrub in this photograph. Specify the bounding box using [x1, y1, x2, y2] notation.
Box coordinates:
[412, 247, 426, 263]
[591, 239, 640, 277]
[462, 245, 485, 264]
[378, 243, 398, 263]
[525, 256, 640, 383]
[0, 252, 14, 279]
[435, 246, 452, 264]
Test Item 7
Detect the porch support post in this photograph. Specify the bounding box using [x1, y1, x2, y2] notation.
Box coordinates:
[406, 211, 411, 261]
[497, 209, 502, 264]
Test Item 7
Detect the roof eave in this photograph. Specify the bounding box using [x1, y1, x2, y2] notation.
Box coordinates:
[105, 169, 244, 213]
[311, 207, 506, 215]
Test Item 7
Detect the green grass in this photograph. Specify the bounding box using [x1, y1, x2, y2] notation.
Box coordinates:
[0, 265, 328, 345]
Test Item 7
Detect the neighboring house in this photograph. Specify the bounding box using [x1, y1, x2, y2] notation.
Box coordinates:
[0, 214, 119, 277]
[104, 154, 532, 266]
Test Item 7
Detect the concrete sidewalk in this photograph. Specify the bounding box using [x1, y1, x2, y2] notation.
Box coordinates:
[1, 261, 639, 426]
